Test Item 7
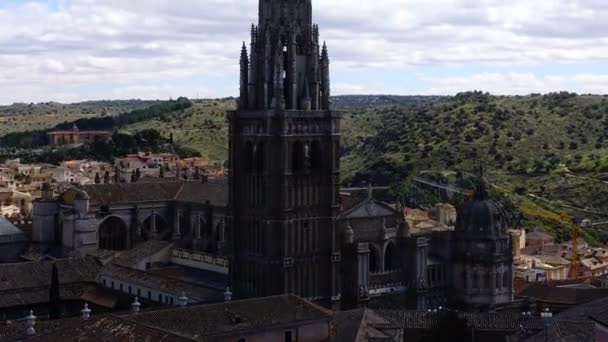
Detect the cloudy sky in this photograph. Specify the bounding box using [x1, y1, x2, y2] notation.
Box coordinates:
[1, 0, 607, 104]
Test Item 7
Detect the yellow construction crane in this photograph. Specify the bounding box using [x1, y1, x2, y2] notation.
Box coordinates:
[560, 214, 580, 279]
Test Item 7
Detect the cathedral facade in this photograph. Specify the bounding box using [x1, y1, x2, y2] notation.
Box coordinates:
[228, 0, 514, 311]
[228, 0, 341, 304]
[30, 0, 514, 313]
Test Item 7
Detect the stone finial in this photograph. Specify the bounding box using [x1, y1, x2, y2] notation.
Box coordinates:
[131, 297, 141, 314]
[224, 287, 233, 303]
[344, 220, 354, 244]
[81, 303, 91, 320]
[25, 310, 36, 336]
[178, 292, 189, 307]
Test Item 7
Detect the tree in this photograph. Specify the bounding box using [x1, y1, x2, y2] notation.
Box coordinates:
[49, 263, 62, 320]
[94, 172, 101, 184]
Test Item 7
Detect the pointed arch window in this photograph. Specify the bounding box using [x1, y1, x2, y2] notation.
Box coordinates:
[292, 141, 305, 172]
[296, 35, 304, 55]
[243, 141, 254, 173]
[255, 142, 265, 173]
[310, 141, 322, 171]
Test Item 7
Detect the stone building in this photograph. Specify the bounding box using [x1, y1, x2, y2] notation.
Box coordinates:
[32, 180, 228, 257]
[228, 0, 341, 304]
[450, 180, 514, 309]
[0, 216, 26, 263]
[47, 125, 112, 146]
[29, 0, 514, 314]
[226, 0, 514, 311]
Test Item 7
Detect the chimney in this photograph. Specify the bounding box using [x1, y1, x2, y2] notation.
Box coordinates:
[178, 292, 189, 308]
[81, 303, 91, 320]
[25, 310, 36, 337]
[224, 287, 233, 303]
[131, 297, 141, 314]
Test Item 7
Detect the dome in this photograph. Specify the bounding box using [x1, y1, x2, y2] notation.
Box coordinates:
[456, 179, 507, 236]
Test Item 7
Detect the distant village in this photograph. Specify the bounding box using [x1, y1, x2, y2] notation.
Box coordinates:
[0, 152, 224, 221]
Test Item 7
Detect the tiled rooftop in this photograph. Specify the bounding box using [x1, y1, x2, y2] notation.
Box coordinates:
[123, 294, 332, 339]
[81, 181, 227, 207]
[100, 264, 223, 303]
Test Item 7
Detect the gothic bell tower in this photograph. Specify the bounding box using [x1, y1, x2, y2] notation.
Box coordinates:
[228, 0, 341, 304]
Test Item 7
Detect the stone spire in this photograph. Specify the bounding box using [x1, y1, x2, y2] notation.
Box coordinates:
[239, 42, 249, 110]
[302, 78, 312, 110]
[320, 41, 331, 110]
[242, 0, 329, 112]
[475, 166, 488, 200]
[344, 220, 354, 244]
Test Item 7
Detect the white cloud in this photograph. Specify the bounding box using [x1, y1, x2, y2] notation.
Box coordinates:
[0, 0, 607, 103]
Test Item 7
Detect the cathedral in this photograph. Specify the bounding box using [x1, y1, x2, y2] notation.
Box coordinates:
[228, 0, 341, 303]
[30, 0, 514, 313]
[228, 0, 514, 311]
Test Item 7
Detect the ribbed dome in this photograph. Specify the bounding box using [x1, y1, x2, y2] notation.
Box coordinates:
[456, 178, 507, 236]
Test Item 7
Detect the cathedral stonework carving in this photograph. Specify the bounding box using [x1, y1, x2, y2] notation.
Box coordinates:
[229, 0, 341, 303]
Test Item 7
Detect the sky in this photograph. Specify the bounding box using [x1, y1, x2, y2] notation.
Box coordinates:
[1, 0, 607, 104]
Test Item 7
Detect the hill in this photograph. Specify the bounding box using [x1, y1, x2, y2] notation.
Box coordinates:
[340, 91, 608, 245]
[3, 93, 608, 244]
[0, 100, 159, 136]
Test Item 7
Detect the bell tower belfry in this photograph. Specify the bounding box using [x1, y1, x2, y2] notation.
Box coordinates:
[229, 0, 341, 304]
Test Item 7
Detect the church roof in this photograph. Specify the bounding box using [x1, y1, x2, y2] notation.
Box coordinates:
[99, 264, 223, 303]
[0, 217, 25, 239]
[379, 310, 532, 332]
[519, 283, 608, 305]
[80, 181, 227, 207]
[333, 308, 395, 342]
[0, 295, 330, 341]
[111, 240, 172, 268]
[0, 315, 192, 342]
[123, 294, 332, 340]
[339, 198, 400, 219]
[0, 257, 102, 309]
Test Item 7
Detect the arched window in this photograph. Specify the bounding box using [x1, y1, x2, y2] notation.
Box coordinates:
[255, 142, 265, 173]
[243, 141, 254, 173]
[99, 217, 128, 251]
[142, 214, 171, 241]
[296, 35, 304, 55]
[292, 141, 305, 172]
[384, 242, 397, 271]
[310, 141, 322, 171]
[472, 271, 479, 289]
[369, 246, 380, 274]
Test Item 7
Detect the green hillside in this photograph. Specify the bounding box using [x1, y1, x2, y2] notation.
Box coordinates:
[119, 99, 233, 162]
[3, 93, 608, 244]
[0, 100, 159, 136]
